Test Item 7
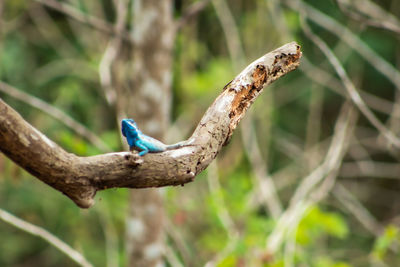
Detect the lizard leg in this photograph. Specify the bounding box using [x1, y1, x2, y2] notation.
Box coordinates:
[136, 141, 149, 156]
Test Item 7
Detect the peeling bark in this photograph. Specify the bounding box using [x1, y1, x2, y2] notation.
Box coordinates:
[0, 42, 301, 209]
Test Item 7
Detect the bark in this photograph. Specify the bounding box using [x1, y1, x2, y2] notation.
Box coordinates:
[0, 42, 301, 209]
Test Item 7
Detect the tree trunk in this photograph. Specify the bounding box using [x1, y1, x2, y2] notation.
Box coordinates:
[116, 1, 174, 266]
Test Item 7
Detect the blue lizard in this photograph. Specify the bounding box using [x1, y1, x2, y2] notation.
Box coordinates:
[121, 118, 192, 156]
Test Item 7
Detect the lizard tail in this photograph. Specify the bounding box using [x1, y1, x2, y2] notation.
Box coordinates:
[166, 138, 195, 150]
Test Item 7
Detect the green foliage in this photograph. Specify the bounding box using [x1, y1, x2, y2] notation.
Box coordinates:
[297, 206, 349, 245]
[284, 10, 301, 33]
[372, 225, 400, 261]
[314, 257, 352, 267]
[58, 130, 89, 155]
[182, 58, 234, 98]
[218, 254, 239, 267]
[1, 0, 400, 266]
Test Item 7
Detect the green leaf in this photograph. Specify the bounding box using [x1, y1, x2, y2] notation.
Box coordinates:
[314, 257, 352, 267]
[217, 255, 237, 267]
[372, 225, 400, 260]
[297, 206, 349, 245]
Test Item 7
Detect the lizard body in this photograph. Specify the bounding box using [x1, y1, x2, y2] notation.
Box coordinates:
[121, 119, 189, 156]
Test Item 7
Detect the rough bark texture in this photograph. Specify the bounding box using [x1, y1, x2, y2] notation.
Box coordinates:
[0, 42, 301, 210]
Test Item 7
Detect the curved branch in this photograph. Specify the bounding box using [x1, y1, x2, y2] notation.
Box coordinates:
[0, 42, 301, 208]
[0, 208, 93, 267]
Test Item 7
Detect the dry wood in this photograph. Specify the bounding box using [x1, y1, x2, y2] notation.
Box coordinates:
[0, 42, 301, 208]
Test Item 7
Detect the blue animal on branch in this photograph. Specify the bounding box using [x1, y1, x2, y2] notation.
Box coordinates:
[121, 119, 192, 156]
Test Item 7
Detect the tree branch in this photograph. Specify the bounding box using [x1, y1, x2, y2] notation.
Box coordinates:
[175, 0, 211, 31]
[0, 208, 93, 267]
[0, 42, 301, 208]
[34, 0, 131, 41]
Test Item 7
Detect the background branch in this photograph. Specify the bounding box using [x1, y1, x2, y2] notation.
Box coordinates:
[0, 208, 93, 267]
[0, 81, 111, 152]
[34, 0, 130, 41]
[300, 16, 400, 148]
[175, 0, 211, 31]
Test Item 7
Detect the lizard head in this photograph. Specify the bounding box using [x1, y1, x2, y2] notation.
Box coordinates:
[121, 119, 139, 138]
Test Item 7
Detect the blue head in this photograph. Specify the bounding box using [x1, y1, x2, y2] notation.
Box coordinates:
[121, 119, 140, 147]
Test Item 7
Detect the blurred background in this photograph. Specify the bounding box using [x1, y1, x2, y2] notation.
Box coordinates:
[1, 0, 400, 266]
